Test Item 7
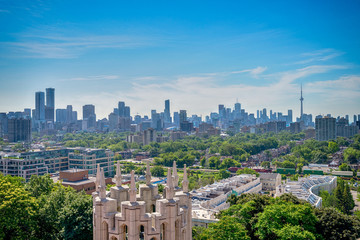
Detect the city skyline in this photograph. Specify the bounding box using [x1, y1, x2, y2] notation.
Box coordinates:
[0, 1, 360, 118]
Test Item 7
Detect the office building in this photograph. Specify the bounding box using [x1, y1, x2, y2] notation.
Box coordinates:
[68, 148, 114, 177]
[82, 104, 96, 128]
[0, 157, 48, 181]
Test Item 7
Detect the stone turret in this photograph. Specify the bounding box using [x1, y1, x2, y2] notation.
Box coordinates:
[99, 168, 106, 199]
[95, 164, 100, 191]
[166, 167, 174, 200]
[129, 170, 137, 202]
[182, 164, 189, 193]
[115, 161, 122, 187]
[173, 161, 179, 188]
[146, 161, 151, 185]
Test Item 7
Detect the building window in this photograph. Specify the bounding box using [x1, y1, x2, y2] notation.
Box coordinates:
[160, 223, 165, 240]
[123, 225, 128, 240]
[139, 225, 145, 240]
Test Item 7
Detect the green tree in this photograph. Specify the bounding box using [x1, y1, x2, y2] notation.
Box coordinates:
[25, 174, 55, 198]
[0, 176, 39, 240]
[217, 169, 230, 180]
[275, 224, 316, 240]
[328, 141, 340, 153]
[203, 216, 250, 240]
[150, 166, 165, 177]
[339, 163, 352, 171]
[208, 156, 221, 169]
[236, 168, 259, 177]
[255, 202, 317, 240]
[297, 163, 304, 173]
[315, 207, 360, 240]
[320, 190, 337, 208]
[219, 158, 240, 169]
[35, 185, 93, 239]
[344, 147, 360, 164]
[261, 161, 270, 169]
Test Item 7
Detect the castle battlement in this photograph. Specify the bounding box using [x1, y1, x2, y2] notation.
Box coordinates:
[93, 161, 192, 240]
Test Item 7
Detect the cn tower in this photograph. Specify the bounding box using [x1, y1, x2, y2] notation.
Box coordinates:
[300, 83, 304, 119]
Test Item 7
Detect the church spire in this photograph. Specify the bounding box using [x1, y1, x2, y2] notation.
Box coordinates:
[182, 164, 189, 193]
[172, 161, 179, 187]
[99, 168, 106, 199]
[146, 161, 151, 185]
[115, 161, 122, 187]
[166, 167, 174, 200]
[95, 164, 101, 191]
[129, 170, 137, 202]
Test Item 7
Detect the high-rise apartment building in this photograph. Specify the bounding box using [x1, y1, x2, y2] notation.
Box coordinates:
[66, 105, 73, 123]
[315, 117, 336, 141]
[8, 118, 31, 142]
[179, 110, 187, 123]
[83, 104, 96, 129]
[124, 106, 131, 118]
[56, 109, 67, 123]
[174, 112, 179, 126]
[288, 109, 293, 124]
[45, 88, 55, 122]
[35, 91, 45, 121]
[300, 84, 304, 119]
[118, 101, 125, 117]
[164, 99, 171, 123]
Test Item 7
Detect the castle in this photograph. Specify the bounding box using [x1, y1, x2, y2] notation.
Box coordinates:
[93, 161, 192, 240]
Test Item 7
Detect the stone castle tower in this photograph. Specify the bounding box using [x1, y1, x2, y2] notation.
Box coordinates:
[93, 161, 192, 240]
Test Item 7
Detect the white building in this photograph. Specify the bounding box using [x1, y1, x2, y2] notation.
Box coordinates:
[276, 175, 337, 208]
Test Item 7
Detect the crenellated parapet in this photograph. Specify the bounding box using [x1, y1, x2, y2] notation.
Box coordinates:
[93, 161, 192, 240]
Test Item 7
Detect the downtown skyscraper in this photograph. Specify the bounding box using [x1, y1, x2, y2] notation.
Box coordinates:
[45, 88, 55, 122]
[35, 91, 45, 121]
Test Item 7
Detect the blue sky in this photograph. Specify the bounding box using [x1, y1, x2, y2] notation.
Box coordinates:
[0, 0, 359, 120]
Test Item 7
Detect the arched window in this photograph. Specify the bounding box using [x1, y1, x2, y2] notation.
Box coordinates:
[152, 204, 156, 212]
[160, 223, 166, 240]
[102, 221, 109, 240]
[175, 220, 179, 240]
[139, 225, 145, 240]
[122, 225, 128, 240]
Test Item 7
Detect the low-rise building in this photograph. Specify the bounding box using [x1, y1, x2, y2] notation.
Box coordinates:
[276, 176, 337, 208]
[259, 173, 281, 191]
[52, 168, 113, 194]
[191, 174, 261, 217]
[68, 148, 114, 177]
[0, 155, 48, 181]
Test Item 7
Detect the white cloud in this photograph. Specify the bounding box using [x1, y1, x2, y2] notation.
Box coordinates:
[66, 75, 119, 81]
[52, 64, 356, 119]
[297, 49, 343, 64]
[2, 34, 156, 58]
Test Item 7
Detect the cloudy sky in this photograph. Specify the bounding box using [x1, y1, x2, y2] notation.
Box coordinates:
[0, 0, 359, 120]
